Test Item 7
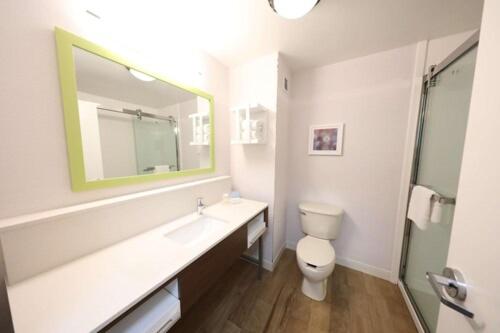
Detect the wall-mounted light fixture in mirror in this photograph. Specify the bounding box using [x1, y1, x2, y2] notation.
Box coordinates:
[55, 28, 215, 191]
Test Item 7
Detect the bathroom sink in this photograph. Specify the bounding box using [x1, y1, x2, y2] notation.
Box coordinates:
[164, 216, 228, 246]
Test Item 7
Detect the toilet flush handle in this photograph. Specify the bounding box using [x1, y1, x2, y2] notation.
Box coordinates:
[300, 211, 306, 215]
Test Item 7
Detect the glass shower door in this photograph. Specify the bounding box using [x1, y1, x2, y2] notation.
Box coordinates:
[402, 46, 477, 332]
[133, 118, 179, 174]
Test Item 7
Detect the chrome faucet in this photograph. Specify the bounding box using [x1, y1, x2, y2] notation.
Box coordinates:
[197, 197, 206, 215]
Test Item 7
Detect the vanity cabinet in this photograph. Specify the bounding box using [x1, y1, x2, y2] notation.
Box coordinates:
[178, 224, 247, 313]
[100, 224, 250, 333]
[101, 207, 268, 333]
[6, 197, 268, 333]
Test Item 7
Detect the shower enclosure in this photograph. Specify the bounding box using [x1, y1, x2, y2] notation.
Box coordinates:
[399, 33, 479, 332]
[96, 107, 180, 178]
[133, 116, 180, 174]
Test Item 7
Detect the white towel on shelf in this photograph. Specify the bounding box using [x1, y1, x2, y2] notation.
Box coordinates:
[241, 120, 260, 129]
[153, 165, 170, 173]
[407, 185, 437, 230]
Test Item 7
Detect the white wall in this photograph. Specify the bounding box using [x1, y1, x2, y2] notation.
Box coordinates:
[273, 55, 291, 261]
[229, 54, 279, 266]
[78, 100, 104, 180]
[286, 45, 417, 280]
[425, 30, 478, 69]
[0, 0, 230, 330]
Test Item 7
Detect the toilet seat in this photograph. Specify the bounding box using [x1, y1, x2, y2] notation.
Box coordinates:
[296, 201, 343, 301]
[297, 235, 335, 268]
[296, 236, 336, 301]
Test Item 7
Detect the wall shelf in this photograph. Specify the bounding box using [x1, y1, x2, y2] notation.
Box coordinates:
[231, 103, 268, 145]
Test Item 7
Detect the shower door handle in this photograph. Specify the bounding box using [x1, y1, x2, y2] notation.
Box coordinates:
[426, 268, 474, 318]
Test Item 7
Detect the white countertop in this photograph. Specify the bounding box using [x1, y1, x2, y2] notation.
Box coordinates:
[6, 199, 267, 333]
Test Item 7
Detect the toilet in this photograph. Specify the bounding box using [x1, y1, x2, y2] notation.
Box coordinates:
[296, 202, 344, 301]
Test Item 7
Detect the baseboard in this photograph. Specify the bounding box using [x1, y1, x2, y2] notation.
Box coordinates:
[271, 242, 286, 270]
[286, 240, 392, 282]
[262, 242, 287, 272]
[335, 257, 392, 281]
[398, 280, 425, 333]
[286, 240, 297, 251]
[262, 260, 273, 271]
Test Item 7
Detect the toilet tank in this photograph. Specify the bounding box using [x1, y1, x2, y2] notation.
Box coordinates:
[299, 202, 344, 240]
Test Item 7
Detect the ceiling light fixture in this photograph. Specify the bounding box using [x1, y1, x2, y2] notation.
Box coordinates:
[268, 0, 320, 19]
[128, 68, 156, 82]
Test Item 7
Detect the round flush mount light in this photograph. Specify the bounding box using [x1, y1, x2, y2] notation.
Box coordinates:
[128, 68, 156, 82]
[268, 0, 320, 19]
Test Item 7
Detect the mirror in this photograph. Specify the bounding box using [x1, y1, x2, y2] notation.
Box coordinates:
[55, 28, 214, 191]
[73, 47, 212, 180]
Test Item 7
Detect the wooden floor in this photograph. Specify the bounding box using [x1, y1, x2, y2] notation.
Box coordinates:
[171, 249, 417, 333]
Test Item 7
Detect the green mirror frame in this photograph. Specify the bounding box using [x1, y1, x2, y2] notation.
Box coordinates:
[54, 28, 215, 191]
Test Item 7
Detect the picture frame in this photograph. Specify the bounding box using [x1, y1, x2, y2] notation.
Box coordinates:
[308, 123, 344, 156]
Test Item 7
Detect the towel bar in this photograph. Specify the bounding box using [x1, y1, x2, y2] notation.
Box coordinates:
[431, 194, 456, 205]
[411, 184, 456, 205]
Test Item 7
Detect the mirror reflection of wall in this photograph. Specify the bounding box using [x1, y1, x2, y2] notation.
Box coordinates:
[73, 47, 211, 181]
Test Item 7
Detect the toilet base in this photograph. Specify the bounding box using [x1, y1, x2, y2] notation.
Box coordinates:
[301, 277, 328, 301]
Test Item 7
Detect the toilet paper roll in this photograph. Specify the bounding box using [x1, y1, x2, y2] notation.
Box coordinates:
[430, 201, 443, 224]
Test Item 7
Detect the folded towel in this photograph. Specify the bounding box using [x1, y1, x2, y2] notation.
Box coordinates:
[241, 120, 262, 129]
[154, 165, 170, 173]
[407, 185, 437, 230]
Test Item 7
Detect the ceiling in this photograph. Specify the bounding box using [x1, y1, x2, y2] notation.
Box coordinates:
[74, 46, 197, 108]
[86, 0, 483, 71]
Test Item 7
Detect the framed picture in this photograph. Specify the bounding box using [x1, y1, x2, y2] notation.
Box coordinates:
[308, 123, 344, 156]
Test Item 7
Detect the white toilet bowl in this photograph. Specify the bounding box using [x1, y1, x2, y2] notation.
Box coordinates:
[296, 235, 336, 301]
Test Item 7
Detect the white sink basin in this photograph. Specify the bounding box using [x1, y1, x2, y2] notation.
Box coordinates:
[164, 216, 227, 246]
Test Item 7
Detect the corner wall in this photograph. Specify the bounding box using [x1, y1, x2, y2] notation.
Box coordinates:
[229, 54, 279, 266]
[285, 44, 417, 280]
[228, 54, 291, 267]
[273, 55, 291, 262]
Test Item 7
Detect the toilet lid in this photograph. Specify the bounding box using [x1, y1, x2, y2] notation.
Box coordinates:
[297, 236, 335, 267]
[299, 202, 343, 216]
